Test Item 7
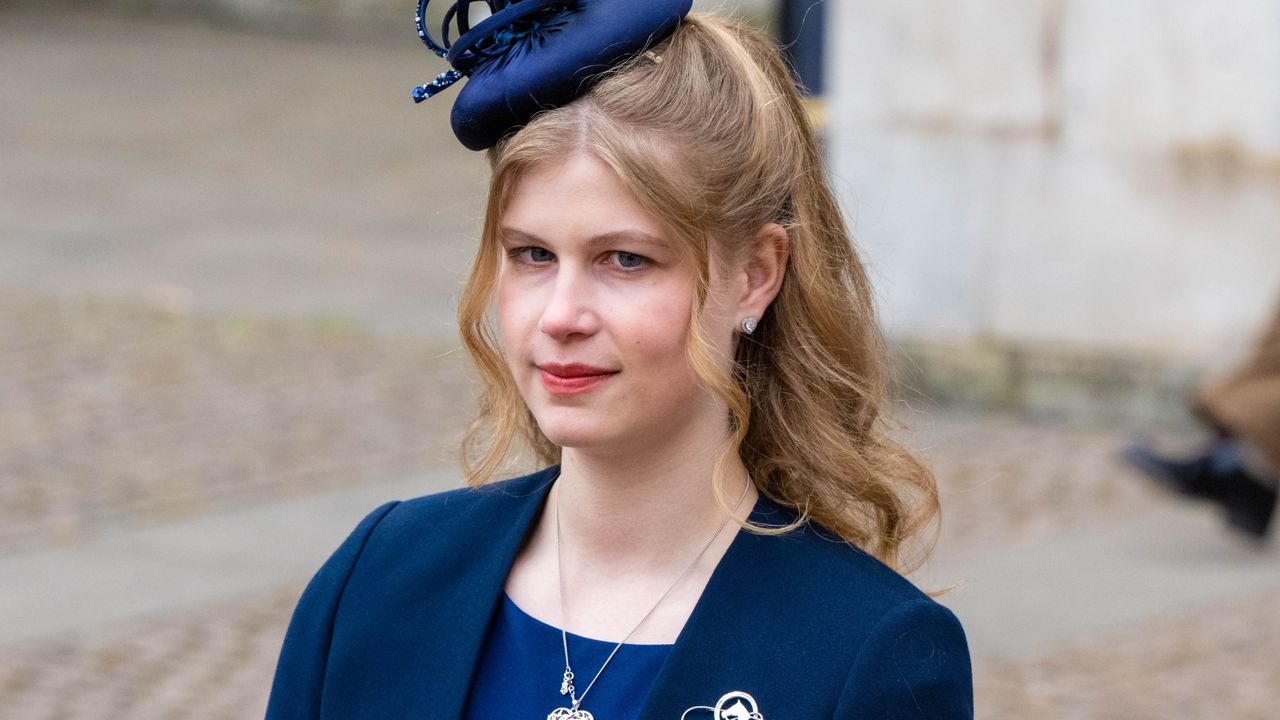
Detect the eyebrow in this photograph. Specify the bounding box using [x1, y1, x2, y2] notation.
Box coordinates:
[499, 227, 671, 250]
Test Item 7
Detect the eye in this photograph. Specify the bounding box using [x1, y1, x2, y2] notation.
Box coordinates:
[508, 246, 555, 264]
[610, 251, 649, 270]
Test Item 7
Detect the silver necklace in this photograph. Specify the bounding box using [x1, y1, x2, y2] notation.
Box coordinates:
[549, 477, 751, 720]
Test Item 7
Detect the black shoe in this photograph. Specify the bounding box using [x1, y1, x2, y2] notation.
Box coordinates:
[1123, 443, 1223, 501]
[1124, 441, 1277, 539]
[1223, 470, 1277, 539]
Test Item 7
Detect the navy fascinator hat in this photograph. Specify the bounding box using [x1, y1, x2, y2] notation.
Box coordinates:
[413, 0, 693, 150]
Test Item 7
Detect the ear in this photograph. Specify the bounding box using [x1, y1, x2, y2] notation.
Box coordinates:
[737, 222, 790, 323]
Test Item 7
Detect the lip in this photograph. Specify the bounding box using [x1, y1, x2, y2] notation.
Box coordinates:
[538, 363, 619, 395]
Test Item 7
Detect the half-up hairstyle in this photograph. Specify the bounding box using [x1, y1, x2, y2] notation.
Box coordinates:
[456, 12, 940, 573]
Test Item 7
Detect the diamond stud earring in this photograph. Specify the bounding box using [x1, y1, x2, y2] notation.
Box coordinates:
[741, 317, 758, 335]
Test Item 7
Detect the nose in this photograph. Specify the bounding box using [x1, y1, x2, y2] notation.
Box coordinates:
[538, 264, 601, 340]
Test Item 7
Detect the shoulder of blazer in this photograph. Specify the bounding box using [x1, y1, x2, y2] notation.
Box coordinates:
[633, 499, 972, 719]
[337, 466, 558, 591]
[733, 497, 934, 626]
[363, 465, 557, 541]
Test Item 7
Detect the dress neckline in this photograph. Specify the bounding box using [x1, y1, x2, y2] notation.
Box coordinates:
[501, 593, 676, 649]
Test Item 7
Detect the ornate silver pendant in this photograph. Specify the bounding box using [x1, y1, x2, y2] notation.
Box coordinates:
[547, 707, 594, 720]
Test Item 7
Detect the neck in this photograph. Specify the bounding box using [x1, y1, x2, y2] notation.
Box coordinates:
[502, 422, 759, 644]
[552, 431, 756, 573]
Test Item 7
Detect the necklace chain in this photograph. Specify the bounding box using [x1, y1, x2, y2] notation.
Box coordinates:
[553, 476, 751, 714]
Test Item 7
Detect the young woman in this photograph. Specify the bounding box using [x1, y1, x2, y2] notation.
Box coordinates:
[266, 3, 972, 719]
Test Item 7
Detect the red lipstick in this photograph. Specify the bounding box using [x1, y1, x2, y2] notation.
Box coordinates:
[538, 363, 618, 395]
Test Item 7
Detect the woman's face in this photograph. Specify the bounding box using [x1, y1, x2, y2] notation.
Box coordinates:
[496, 152, 738, 455]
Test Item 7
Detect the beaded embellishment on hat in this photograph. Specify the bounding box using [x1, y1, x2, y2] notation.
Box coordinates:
[411, 0, 693, 150]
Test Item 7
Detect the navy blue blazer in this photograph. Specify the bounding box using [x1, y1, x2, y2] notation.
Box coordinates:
[266, 467, 973, 719]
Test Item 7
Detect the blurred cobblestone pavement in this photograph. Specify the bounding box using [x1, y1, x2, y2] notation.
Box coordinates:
[0, 584, 302, 720]
[2, 6, 1277, 720]
[981, 590, 1280, 719]
[0, 289, 471, 554]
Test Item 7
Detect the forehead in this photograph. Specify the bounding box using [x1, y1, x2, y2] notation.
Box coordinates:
[500, 152, 671, 244]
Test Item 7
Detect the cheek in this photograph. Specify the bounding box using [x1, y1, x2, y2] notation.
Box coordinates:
[495, 277, 535, 355]
[623, 294, 695, 373]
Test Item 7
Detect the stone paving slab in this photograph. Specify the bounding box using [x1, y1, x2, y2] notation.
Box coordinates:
[0, 475, 440, 645]
[931, 499, 1280, 658]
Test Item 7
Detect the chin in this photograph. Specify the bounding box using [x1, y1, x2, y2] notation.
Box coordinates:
[536, 423, 614, 451]
[531, 410, 624, 452]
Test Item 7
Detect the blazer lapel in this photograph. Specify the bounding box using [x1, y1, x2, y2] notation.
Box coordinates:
[387, 469, 557, 719]
[637, 495, 798, 720]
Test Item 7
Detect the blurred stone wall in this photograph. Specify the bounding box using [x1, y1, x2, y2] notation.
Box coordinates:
[830, 0, 1280, 417]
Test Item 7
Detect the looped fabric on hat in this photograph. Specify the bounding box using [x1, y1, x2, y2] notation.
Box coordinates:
[412, 0, 693, 151]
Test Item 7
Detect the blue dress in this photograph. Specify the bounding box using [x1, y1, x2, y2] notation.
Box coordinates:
[463, 594, 673, 720]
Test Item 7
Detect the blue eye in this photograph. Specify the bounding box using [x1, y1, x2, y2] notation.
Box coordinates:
[613, 252, 647, 269]
[509, 246, 554, 263]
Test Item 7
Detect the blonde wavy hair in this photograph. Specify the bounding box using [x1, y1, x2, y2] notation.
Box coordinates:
[457, 12, 939, 573]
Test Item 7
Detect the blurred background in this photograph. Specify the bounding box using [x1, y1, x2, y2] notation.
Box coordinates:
[1, 0, 1277, 717]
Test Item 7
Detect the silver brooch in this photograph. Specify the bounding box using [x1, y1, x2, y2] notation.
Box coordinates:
[681, 691, 765, 720]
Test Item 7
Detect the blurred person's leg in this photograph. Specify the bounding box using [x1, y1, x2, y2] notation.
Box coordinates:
[1126, 299, 1280, 539]
[1194, 299, 1280, 467]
